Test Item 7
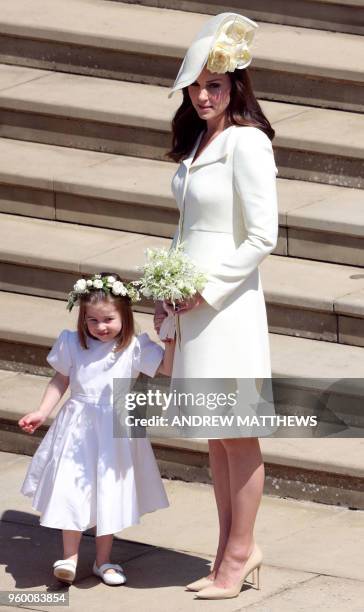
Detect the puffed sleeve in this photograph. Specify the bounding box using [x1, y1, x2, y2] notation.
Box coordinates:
[201, 127, 278, 311]
[132, 333, 164, 377]
[46, 329, 72, 376]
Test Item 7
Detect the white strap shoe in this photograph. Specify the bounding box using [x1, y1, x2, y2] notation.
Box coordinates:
[53, 559, 77, 584]
[92, 561, 126, 586]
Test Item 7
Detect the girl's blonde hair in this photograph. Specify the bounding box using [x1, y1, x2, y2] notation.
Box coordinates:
[76, 272, 135, 352]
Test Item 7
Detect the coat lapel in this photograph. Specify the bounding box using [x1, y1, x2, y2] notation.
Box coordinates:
[175, 132, 203, 212]
[182, 131, 204, 168]
[183, 125, 236, 170]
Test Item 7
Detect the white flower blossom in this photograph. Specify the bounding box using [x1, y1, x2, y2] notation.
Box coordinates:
[106, 276, 117, 284]
[93, 279, 103, 289]
[86, 279, 93, 287]
[142, 287, 152, 298]
[111, 281, 127, 296]
[74, 279, 87, 292]
[207, 18, 255, 74]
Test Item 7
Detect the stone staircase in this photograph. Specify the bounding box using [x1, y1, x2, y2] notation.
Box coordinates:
[0, 0, 364, 508]
[1, 1, 364, 111]
[119, 0, 364, 35]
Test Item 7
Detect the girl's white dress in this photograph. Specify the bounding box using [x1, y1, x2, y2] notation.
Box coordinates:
[21, 330, 169, 536]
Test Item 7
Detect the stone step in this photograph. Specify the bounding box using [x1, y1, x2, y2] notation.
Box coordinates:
[3, 2, 364, 114]
[0, 65, 363, 189]
[1, 337, 364, 508]
[1, 215, 364, 346]
[0, 291, 159, 374]
[1, 138, 364, 268]
[1, 292, 363, 389]
[0, 1, 362, 112]
[2, 288, 364, 428]
[118, 0, 364, 36]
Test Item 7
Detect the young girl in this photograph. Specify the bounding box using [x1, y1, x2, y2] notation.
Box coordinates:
[19, 272, 174, 586]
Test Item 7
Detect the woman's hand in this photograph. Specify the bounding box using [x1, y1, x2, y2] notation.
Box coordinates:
[166, 292, 206, 315]
[154, 300, 168, 334]
[18, 410, 46, 435]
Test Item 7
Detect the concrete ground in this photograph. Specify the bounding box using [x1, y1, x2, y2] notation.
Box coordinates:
[0, 450, 363, 612]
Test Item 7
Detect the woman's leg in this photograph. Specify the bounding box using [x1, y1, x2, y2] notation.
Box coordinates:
[208, 439, 232, 577]
[213, 437, 265, 589]
[62, 530, 82, 562]
[95, 534, 118, 574]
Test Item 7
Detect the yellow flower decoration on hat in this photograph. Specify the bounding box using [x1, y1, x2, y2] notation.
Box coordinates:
[207, 18, 255, 74]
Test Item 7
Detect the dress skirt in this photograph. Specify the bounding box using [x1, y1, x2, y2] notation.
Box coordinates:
[21, 395, 169, 536]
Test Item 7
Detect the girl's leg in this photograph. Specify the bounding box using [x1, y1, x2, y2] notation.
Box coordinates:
[208, 439, 232, 577]
[213, 437, 265, 589]
[95, 534, 118, 575]
[62, 530, 82, 562]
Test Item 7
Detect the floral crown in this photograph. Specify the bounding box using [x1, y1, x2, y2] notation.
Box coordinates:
[207, 17, 256, 74]
[66, 274, 140, 311]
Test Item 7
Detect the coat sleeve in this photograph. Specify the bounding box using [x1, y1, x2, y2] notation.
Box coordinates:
[169, 227, 179, 252]
[200, 127, 278, 311]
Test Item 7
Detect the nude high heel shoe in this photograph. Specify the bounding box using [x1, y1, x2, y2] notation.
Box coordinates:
[185, 576, 214, 591]
[195, 543, 262, 600]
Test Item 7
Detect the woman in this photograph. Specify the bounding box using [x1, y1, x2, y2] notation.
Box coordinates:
[154, 12, 279, 600]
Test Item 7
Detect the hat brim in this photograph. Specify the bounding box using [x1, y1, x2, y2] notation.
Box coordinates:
[168, 12, 258, 98]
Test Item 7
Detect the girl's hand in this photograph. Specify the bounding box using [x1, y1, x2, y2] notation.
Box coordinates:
[18, 411, 46, 435]
[172, 292, 206, 314]
[154, 300, 168, 334]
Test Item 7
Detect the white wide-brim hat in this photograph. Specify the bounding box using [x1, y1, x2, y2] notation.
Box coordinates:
[168, 12, 258, 99]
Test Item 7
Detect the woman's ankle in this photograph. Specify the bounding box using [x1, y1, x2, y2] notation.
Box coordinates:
[218, 541, 255, 570]
[211, 538, 229, 575]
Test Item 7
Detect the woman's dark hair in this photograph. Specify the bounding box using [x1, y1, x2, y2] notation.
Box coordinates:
[167, 69, 275, 163]
[77, 271, 135, 352]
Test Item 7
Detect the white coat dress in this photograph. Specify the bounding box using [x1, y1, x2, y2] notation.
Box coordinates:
[21, 330, 169, 536]
[170, 125, 279, 437]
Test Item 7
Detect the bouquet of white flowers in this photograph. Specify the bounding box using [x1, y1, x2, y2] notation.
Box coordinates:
[135, 244, 207, 342]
